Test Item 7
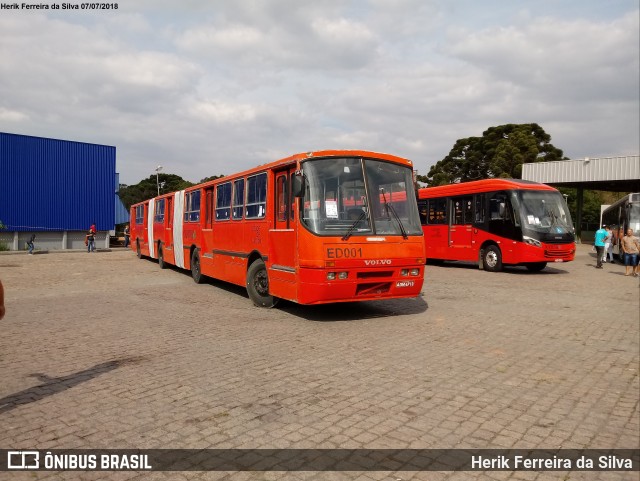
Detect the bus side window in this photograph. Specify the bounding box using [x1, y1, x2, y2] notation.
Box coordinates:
[246, 173, 267, 219]
[490, 193, 511, 221]
[216, 182, 231, 221]
[232, 179, 245, 220]
[417, 200, 428, 225]
[452, 196, 472, 225]
[475, 196, 485, 224]
[428, 198, 446, 224]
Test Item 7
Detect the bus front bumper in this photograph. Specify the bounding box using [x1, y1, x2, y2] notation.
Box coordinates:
[296, 266, 424, 305]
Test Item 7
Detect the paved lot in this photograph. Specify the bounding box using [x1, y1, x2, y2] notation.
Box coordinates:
[0, 245, 638, 481]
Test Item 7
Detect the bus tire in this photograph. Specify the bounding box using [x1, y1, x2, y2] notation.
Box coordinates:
[246, 259, 277, 308]
[483, 245, 502, 272]
[136, 240, 142, 259]
[158, 244, 166, 269]
[525, 262, 547, 272]
[191, 249, 204, 284]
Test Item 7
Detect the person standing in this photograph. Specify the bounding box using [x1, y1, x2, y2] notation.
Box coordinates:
[593, 225, 607, 269]
[87, 225, 96, 253]
[123, 224, 130, 248]
[621, 228, 640, 277]
[26, 234, 36, 255]
[603, 226, 613, 263]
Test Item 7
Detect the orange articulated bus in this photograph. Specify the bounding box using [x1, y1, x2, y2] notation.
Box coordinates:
[417, 179, 576, 272]
[130, 150, 426, 307]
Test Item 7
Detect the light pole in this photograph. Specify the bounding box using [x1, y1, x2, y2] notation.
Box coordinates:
[155, 165, 163, 195]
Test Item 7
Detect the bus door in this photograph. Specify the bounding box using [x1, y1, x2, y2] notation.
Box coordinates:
[164, 195, 175, 263]
[449, 196, 474, 260]
[269, 167, 298, 300]
[200, 186, 214, 266]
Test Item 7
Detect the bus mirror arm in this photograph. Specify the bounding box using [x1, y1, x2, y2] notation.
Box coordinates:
[292, 174, 306, 198]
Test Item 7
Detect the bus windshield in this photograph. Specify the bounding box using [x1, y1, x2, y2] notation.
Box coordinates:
[516, 190, 573, 234]
[630, 203, 640, 231]
[301, 157, 422, 237]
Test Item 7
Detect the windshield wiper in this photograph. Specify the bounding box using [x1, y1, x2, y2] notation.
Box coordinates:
[342, 209, 368, 241]
[380, 188, 408, 239]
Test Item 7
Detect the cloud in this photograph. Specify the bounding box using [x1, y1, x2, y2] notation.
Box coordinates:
[177, 24, 263, 51]
[188, 100, 260, 124]
[0, 107, 29, 123]
[0, 3, 637, 184]
[445, 11, 639, 105]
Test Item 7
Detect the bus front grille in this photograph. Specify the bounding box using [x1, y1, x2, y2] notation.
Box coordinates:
[356, 282, 391, 296]
[357, 271, 393, 279]
[544, 248, 573, 257]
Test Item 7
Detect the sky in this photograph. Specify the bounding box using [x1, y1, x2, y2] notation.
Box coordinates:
[1, 0, 638, 185]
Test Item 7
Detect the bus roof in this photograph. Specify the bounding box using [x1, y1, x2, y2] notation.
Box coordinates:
[193, 149, 413, 191]
[602, 192, 640, 214]
[131, 150, 414, 207]
[418, 178, 558, 199]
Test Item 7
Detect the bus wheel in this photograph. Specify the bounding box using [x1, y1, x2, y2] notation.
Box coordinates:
[247, 259, 278, 308]
[483, 245, 502, 272]
[526, 262, 547, 272]
[136, 240, 142, 259]
[191, 249, 204, 284]
[158, 244, 166, 269]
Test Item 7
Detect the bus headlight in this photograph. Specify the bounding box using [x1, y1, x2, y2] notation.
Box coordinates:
[523, 236, 542, 247]
[327, 272, 348, 280]
[410, 268, 420, 276]
[400, 269, 409, 276]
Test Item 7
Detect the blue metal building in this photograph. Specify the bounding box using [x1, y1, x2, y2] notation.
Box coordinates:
[0, 132, 127, 251]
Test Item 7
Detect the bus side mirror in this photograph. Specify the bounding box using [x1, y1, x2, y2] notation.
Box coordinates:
[292, 175, 305, 198]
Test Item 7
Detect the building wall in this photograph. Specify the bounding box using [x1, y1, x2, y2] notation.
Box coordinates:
[0, 230, 110, 251]
[0, 132, 117, 251]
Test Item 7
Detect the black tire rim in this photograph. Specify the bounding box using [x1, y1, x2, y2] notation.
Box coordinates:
[193, 254, 200, 277]
[253, 269, 269, 297]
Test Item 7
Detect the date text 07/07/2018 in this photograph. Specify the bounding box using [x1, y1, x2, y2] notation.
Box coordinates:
[0, 3, 119, 9]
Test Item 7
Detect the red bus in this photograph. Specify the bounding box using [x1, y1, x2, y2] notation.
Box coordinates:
[417, 179, 576, 272]
[130, 150, 425, 307]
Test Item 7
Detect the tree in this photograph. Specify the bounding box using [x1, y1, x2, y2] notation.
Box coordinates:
[558, 188, 628, 229]
[199, 175, 224, 183]
[118, 174, 194, 210]
[424, 123, 566, 186]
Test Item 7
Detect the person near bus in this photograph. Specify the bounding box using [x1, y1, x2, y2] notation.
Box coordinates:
[123, 224, 130, 248]
[26, 234, 35, 255]
[621, 228, 640, 276]
[603, 226, 613, 263]
[593, 225, 608, 269]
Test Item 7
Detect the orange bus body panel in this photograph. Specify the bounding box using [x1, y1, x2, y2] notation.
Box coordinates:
[129, 150, 426, 305]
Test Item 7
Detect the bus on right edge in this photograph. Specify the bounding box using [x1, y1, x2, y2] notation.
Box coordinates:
[417, 179, 576, 272]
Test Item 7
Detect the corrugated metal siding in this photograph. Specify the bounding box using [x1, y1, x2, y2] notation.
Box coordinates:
[522, 156, 640, 183]
[0, 132, 116, 231]
[115, 195, 129, 224]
